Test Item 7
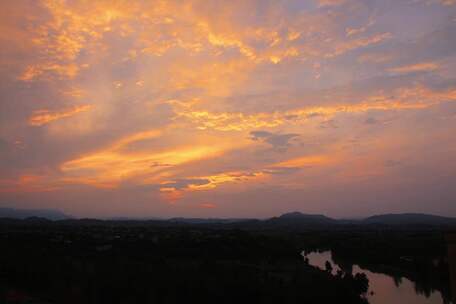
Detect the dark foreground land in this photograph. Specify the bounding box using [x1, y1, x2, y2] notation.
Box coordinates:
[0, 214, 454, 304]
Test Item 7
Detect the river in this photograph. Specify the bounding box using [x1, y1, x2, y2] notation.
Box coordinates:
[302, 250, 451, 304]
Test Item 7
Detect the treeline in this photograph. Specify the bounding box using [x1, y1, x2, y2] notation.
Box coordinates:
[0, 224, 368, 304]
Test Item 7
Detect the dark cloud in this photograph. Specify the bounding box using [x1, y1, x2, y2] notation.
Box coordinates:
[161, 178, 210, 190]
[319, 119, 338, 129]
[150, 162, 173, 168]
[284, 114, 299, 120]
[263, 167, 301, 175]
[306, 112, 324, 119]
[364, 117, 395, 125]
[364, 117, 379, 124]
[250, 131, 299, 150]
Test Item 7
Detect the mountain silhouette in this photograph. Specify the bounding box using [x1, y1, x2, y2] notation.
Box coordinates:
[2, 208, 456, 227]
[278, 211, 334, 221]
[0, 207, 69, 220]
[363, 213, 456, 225]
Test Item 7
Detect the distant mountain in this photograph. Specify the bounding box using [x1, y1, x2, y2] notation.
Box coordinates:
[266, 212, 456, 228]
[108, 216, 163, 221]
[1, 209, 456, 228]
[168, 217, 255, 224]
[363, 213, 456, 225]
[263, 212, 337, 228]
[0, 207, 69, 220]
[278, 212, 334, 221]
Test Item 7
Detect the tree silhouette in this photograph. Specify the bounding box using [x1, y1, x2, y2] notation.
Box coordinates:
[325, 261, 333, 273]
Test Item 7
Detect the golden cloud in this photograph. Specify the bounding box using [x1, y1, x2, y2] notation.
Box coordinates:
[0, 174, 59, 193]
[13, 0, 396, 83]
[388, 62, 439, 74]
[158, 153, 333, 201]
[28, 104, 93, 126]
[173, 85, 456, 131]
[3, 0, 456, 210]
[318, 0, 346, 7]
[59, 128, 239, 188]
[199, 203, 216, 208]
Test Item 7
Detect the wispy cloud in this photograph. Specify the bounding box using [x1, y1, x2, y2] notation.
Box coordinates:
[388, 62, 439, 74]
[199, 202, 216, 208]
[173, 85, 456, 131]
[28, 105, 93, 126]
[318, 0, 346, 7]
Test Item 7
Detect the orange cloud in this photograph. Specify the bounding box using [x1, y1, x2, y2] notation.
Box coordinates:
[199, 203, 216, 208]
[13, 0, 396, 84]
[28, 105, 93, 126]
[2, 0, 455, 213]
[59, 128, 241, 188]
[328, 32, 392, 58]
[188, 171, 266, 191]
[19, 63, 80, 81]
[160, 188, 184, 204]
[157, 153, 334, 202]
[318, 0, 346, 7]
[346, 18, 375, 37]
[425, 0, 456, 5]
[18, 0, 139, 81]
[0, 174, 59, 193]
[173, 85, 456, 131]
[388, 62, 439, 74]
[273, 155, 332, 168]
[156, 171, 266, 203]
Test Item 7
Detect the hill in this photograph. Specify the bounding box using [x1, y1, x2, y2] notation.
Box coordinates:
[363, 213, 456, 225]
[0, 207, 69, 220]
[261, 212, 337, 228]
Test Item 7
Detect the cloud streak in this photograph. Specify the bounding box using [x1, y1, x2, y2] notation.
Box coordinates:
[28, 105, 93, 126]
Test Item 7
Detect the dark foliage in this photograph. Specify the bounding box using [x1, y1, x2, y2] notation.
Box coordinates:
[0, 220, 368, 304]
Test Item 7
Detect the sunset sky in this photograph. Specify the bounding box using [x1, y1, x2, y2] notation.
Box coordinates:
[1, 0, 456, 218]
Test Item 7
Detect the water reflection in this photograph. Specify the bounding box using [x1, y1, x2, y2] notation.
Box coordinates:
[302, 250, 449, 304]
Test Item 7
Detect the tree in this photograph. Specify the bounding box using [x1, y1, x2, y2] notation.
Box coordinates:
[353, 273, 369, 294]
[325, 261, 333, 273]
